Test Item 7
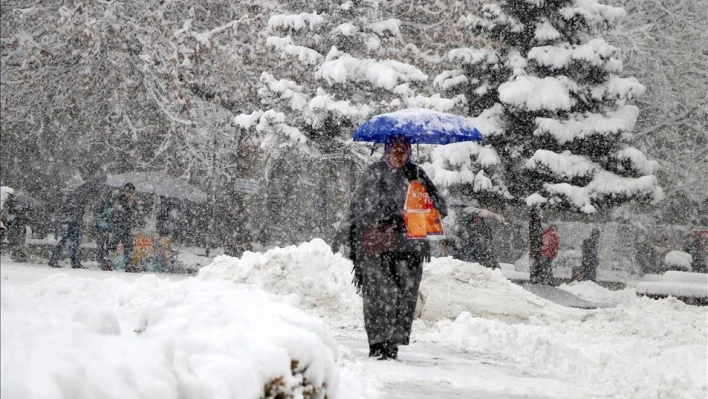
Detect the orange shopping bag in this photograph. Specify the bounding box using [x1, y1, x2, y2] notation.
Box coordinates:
[404, 181, 445, 239]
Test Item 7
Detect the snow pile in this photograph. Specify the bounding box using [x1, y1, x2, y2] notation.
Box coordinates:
[633, 269, 708, 299]
[662, 271, 708, 284]
[419, 257, 585, 322]
[559, 280, 636, 304]
[1, 274, 347, 399]
[198, 239, 362, 320]
[664, 250, 692, 271]
[430, 283, 707, 398]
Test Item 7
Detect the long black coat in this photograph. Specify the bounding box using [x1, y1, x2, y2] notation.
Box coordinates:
[110, 192, 137, 231]
[334, 161, 447, 263]
[334, 160, 447, 348]
[58, 182, 101, 224]
[452, 215, 499, 269]
[581, 230, 600, 281]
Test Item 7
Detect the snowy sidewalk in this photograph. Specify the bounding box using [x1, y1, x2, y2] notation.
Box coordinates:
[337, 337, 604, 399]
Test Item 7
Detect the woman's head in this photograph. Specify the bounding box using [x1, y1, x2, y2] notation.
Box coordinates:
[384, 135, 411, 169]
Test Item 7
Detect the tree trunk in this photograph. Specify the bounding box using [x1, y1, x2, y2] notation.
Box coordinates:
[529, 207, 543, 283]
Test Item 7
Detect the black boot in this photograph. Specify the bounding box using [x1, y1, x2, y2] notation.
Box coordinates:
[379, 342, 398, 360]
[71, 262, 85, 269]
[368, 343, 384, 358]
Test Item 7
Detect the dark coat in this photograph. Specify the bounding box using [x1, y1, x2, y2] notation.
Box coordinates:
[334, 160, 446, 349]
[452, 215, 499, 269]
[58, 183, 101, 224]
[110, 192, 137, 231]
[581, 229, 600, 281]
[333, 161, 447, 264]
[685, 238, 707, 273]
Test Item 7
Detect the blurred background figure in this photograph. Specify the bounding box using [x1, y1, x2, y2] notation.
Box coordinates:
[684, 230, 707, 273]
[1, 190, 31, 262]
[107, 183, 138, 272]
[575, 227, 600, 282]
[449, 206, 504, 270]
[49, 179, 102, 268]
[539, 225, 560, 285]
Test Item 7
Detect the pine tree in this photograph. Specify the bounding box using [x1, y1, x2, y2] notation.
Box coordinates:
[434, 0, 663, 282]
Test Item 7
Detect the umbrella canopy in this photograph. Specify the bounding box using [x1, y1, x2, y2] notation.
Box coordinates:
[106, 172, 207, 203]
[353, 108, 483, 144]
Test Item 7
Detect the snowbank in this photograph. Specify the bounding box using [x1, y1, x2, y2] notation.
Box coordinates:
[1, 274, 344, 399]
[635, 281, 708, 298]
[198, 239, 362, 321]
[431, 279, 707, 398]
[419, 257, 585, 322]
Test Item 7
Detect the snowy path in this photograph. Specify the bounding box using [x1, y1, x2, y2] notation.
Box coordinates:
[335, 337, 603, 399]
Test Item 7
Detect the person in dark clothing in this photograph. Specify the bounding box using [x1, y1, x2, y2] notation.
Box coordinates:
[332, 136, 447, 361]
[49, 182, 102, 268]
[578, 228, 601, 281]
[451, 209, 501, 269]
[93, 189, 115, 270]
[107, 183, 138, 272]
[3, 193, 30, 262]
[684, 232, 707, 273]
[539, 225, 560, 285]
[156, 196, 173, 238]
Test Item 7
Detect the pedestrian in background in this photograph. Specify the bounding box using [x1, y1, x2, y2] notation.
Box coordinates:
[540, 225, 560, 285]
[578, 228, 600, 281]
[49, 181, 102, 268]
[107, 183, 138, 272]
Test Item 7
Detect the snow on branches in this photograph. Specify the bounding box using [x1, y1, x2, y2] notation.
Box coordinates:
[432, 0, 661, 212]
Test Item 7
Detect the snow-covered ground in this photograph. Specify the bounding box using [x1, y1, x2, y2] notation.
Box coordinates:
[2, 239, 706, 399]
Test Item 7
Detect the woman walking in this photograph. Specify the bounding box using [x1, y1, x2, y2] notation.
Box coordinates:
[333, 136, 447, 360]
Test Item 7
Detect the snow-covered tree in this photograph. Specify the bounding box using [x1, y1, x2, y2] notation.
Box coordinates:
[0, 0, 272, 246]
[432, 0, 663, 282]
[236, 0, 452, 244]
[604, 0, 708, 222]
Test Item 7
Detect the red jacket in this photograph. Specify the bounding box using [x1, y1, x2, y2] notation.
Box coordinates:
[542, 228, 560, 260]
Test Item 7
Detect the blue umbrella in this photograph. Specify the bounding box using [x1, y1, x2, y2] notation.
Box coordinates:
[353, 108, 483, 144]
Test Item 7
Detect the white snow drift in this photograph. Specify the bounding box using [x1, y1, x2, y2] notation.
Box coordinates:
[1, 274, 343, 399]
